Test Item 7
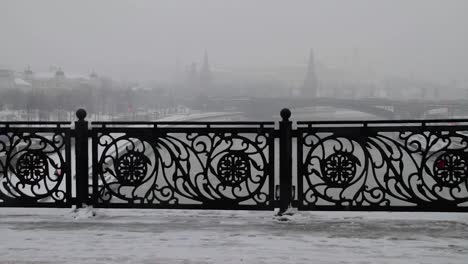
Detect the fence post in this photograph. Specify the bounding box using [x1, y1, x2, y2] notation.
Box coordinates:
[75, 109, 88, 208]
[279, 108, 292, 215]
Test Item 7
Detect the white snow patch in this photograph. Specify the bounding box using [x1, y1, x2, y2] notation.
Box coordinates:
[68, 205, 98, 220]
[14, 78, 31, 86]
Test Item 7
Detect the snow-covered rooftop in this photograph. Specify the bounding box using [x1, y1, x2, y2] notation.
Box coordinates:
[33, 72, 91, 80]
[14, 78, 31, 86]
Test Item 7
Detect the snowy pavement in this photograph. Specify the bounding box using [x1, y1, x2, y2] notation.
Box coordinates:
[1, 208, 468, 264]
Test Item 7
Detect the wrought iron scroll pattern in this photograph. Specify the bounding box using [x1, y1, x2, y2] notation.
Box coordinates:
[94, 128, 273, 208]
[0, 129, 70, 205]
[300, 128, 468, 209]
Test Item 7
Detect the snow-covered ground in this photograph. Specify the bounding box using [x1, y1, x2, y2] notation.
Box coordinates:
[1, 208, 467, 264]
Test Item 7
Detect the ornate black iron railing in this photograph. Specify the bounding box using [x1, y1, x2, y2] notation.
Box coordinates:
[1, 109, 467, 214]
[90, 122, 276, 209]
[0, 122, 72, 207]
[297, 120, 468, 212]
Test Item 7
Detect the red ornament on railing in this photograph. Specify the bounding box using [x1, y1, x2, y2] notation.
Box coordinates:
[436, 160, 446, 169]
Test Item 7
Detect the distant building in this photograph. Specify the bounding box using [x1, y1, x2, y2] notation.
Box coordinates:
[199, 50, 212, 93]
[18, 67, 103, 90]
[185, 62, 198, 90]
[0, 67, 35, 91]
[0, 69, 15, 89]
[23, 66, 34, 81]
[301, 49, 319, 98]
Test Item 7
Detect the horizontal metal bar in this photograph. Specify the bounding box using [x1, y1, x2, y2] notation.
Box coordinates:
[0, 202, 72, 208]
[91, 127, 276, 134]
[297, 205, 468, 212]
[0, 121, 71, 125]
[298, 118, 468, 125]
[92, 121, 274, 126]
[0, 127, 71, 133]
[293, 125, 468, 136]
[297, 125, 468, 133]
[93, 203, 275, 210]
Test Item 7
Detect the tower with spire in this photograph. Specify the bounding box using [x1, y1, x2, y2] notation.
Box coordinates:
[55, 67, 65, 79]
[301, 49, 318, 98]
[199, 50, 212, 92]
[55, 67, 65, 88]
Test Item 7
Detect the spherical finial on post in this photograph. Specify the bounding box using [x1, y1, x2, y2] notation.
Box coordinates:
[76, 108, 87, 121]
[280, 108, 291, 121]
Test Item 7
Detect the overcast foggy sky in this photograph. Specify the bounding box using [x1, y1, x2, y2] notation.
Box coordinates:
[1, 0, 468, 83]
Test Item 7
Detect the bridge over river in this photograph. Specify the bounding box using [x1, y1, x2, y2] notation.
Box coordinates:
[188, 96, 468, 120]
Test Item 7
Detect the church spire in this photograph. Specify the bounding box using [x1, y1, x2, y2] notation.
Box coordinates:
[301, 49, 318, 97]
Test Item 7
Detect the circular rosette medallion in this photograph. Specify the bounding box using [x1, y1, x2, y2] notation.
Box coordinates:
[2, 133, 67, 202]
[321, 152, 359, 188]
[116, 151, 149, 186]
[217, 151, 251, 187]
[97, 136, 158, 203]
[303, 135, 367, 206]
[16, 150, 49, 184]
[433, 152, 468, 188]
[204, 135, 269, 203]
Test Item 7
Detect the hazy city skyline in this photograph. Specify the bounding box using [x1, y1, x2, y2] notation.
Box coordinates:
[2, 0, 468, 84]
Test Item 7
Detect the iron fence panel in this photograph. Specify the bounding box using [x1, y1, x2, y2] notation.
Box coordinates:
[91, 124, 276, 210]
[297, 122, 468, 212]
[0, 124, 72, 207]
